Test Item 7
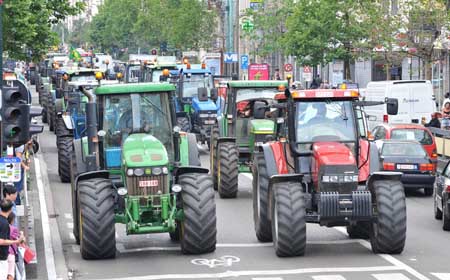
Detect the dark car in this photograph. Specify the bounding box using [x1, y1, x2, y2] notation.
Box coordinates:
[434, 160, 450, 230]
[377, 139, 435, 196]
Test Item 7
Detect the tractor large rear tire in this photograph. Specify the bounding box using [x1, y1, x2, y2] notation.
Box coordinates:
[58, 137, 72, 183]
[252, 153, 272, 242]
[210, 126, 219, 190]
[177, 117, 191, 132]
[78, 178, 116, 259]
[370, 180, 406, 254]
[271, 182, 306, 257]
[217, 142, 239, 198]
[56, 116, 72, 138]
[70, 153, 80, 245]
[179, 173, 216, 254]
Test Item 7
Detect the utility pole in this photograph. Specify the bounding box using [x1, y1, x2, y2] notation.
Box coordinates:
[0, 0, 3, 151]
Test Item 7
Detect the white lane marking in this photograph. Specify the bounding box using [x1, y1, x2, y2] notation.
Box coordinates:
[252, 278, 283, 280]
[71, 245, 79, 253]
[35, 156, 58, 279]
[117, 240, 361, 253]
[87, 266, 401, 280]
[334, 227, 431, 280]
[242, 173, 253, 180]
[431, 273, 450, 280]
[191, 255, 240, 268]
[312, 275, 346, 280]
[69, 233, 75, 241]
[372, 273, 411, 280]
[64, 213, 72, 220]
[66, 222, 73, 229]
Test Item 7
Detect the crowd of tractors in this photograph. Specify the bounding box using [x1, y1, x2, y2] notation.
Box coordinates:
[29, 52, 407, 260]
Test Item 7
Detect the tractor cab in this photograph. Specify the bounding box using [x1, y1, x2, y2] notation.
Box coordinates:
[210, 80, 288, 198]
[70, 83, 216, 260]
[148, 56, 178, 82]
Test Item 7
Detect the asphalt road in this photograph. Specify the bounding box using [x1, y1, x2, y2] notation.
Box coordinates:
[30, 90, 450, 280]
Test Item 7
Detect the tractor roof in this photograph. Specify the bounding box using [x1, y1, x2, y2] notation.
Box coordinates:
[95, 82, 175, 95]
[228, 80, 288, 88]
[275, 89, 359, 100]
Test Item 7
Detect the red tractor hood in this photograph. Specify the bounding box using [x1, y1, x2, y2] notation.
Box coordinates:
[313, 142, 356, 166]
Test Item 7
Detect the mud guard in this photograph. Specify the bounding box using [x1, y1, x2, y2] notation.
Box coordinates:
[217, 137, 236, 146]
[74, 170, 110, 194]
[62, 115, 74, 130]
[175, 166, 209, 178]
[366, 171, 403, 196]
[55, 99, 63, 115]
[73, 139, 87, 175]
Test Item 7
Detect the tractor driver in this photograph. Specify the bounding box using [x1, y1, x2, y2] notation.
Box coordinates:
[307, 103, 328, 125]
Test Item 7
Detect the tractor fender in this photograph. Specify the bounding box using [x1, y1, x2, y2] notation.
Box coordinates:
[187, 133, 201, 166]
[175, 166, 209, 179]
[261, 142, 288, 177]
[366, 171, 403, 196]
[62, 115, 74, 130]
[217, 137, 236, 145]
[74, 170, 110, 194]
[368, 141, 381, 175]
[55, 99, 64, 115]
[73, 139, 87, 176]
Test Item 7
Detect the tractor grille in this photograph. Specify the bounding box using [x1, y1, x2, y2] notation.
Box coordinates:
[126, 175, 168, 197]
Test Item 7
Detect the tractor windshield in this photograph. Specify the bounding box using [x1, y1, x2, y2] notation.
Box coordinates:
[70, 74, 96, 82]
[182, 74, 213, 98]
[295, 100, 356, 143]
[102, 93, 173, 160]
[236, 88, 278, 102]
[127, 65, 141, 83]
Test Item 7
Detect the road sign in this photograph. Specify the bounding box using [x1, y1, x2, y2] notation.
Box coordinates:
[151, 48, 157, 55]
[303, 66, 312, 73]
[241, 55, 249, 70]
[224, 52, 238, 63]
[303, 73, 312, 82]
[284, 63, 293, 72]
[0, 157, 21, 182]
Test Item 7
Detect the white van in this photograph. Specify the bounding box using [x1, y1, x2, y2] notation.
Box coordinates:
[361, 80, 436, 130]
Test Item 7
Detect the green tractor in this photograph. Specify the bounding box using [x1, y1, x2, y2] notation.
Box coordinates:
[210, 80, 288, 198]
[71, 83, 216, 259]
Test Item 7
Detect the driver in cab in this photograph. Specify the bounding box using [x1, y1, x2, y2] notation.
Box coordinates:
[307, 103, 328, 125]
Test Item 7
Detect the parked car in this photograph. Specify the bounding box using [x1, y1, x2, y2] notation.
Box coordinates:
[376, 139, 435, 196]
[434, 160, 450, 230]
[362, 80, 435, 130]
[372, 123, 437, 171]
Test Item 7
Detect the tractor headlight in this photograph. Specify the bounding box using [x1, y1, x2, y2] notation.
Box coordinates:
[127, 169, 134, 176]
[277, 118, 284, 124]
[330, 176, 339, 183]
[134, 168, 144, 176]
[153, 167, 162, 175]
[172, 184, 182, 193]
[117, 187, 128, 196]
[323, 175, 358, 183]
[162, 167, 169, 174]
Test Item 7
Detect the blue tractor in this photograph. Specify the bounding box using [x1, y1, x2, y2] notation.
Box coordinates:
[170, 65, 220, 148]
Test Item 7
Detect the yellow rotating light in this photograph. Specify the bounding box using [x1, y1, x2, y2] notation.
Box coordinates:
[162, 69, 170, 76]
[116, 72, 123, 79]
[95, 72, 103, 80]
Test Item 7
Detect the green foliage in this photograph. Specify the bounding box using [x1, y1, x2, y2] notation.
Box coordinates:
[3, 0, 84, 61]
[87, 0, 216, 55]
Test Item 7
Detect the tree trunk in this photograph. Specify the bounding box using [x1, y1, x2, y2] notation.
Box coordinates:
[344, 58, 351, 80]
[385, 63, 391, 81]
[424, 60, 432, 81]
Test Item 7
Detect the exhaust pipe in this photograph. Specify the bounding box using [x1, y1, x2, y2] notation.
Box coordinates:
[79, 86, 100, 170]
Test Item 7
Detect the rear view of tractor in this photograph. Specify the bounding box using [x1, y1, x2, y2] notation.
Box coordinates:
[253, 88, 406, 256]
[210, 80, 287, 198]
[71, 82, 216, 259]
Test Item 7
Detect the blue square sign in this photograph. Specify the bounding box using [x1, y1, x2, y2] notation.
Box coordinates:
[241, 55, 249, 70]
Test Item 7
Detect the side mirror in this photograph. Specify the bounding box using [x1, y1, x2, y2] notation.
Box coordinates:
[198, 87, 208, 101]
[386, 98, 398, 115]
[210, 88, 218, 102]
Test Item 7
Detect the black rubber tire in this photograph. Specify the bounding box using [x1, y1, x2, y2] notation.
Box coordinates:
[252, 153, 272, 242]
[48, 99, 55, 131]
[434, 191, 443, 220]
[347, 222, 371, 239]
[187, 133, 201, 166]
[443, 202, 450, 231]
[210, 126, 219, 190]
[78, 178, 116, 259]
[179, 173, 216, 254]
[370, 180, 406, 254]
[70, 152, 80, 245]
[424, 187, 433, 197]
[56, 116, 72, 138]
[217, 142, 239, 198]
[271, 182, 306, 257]
[57, 137, 72, 183]
[41, 95, 48, 123]
[177, 117, 191, 132]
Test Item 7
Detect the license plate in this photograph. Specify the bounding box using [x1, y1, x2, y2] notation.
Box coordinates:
[204, 120, 215, 125]
[396, 164, 416, 170]
[139, 180, 158, 187]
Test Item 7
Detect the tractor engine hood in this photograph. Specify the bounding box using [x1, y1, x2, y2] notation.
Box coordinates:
[312, 142, 358, 193]
[250, 119, 275, 135]
[192, 97, 218, 112]
[123, 133, 169, 168]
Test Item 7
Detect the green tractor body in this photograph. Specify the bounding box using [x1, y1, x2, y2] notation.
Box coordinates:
[210, 80, 287, 198]
[72, 82, 216, 259]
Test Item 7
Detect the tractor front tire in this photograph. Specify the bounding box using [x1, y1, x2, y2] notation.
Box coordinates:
[434, 191, 443, 220]
[177, 117, 191, 132]
[57, 137, 73, 183]
[217, 142, 239, 198]
[179, 173, 216, 254]
[47, 101, 55, 132]
[252, 153, 272, 242]
[210, 126, 219, 190]
[370, 180, 406, 254]
[78, 178, 116, 259]
[271, 182, 306, 257]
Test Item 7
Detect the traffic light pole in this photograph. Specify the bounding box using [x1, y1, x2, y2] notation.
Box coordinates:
[0, 0, 4, 153]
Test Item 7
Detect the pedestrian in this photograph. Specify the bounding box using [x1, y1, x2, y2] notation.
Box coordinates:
[14, 143, 31, 205]
[442, 102, 450, 130]
[424, 112, 441, 129]
[274, 69, 281, 80]
[0, 199, 25, 280]
[7, 212, 19, 280]
[443, 92, 450, 110]
[2, 184, 18, 228]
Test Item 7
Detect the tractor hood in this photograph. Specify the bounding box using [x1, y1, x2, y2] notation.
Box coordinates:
[192, 97, 218, 112]
[123, 133, 169, 168]
[313, 142, 356, 166]
[250, 119, 275, 134]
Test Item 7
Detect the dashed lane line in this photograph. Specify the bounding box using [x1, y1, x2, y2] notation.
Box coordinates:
[312, 275, 347, 280]
[431, 273, 450, 280]
[372, 273, 413, 280]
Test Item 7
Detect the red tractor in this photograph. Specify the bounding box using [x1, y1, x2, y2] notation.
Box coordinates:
[253, 88, 406, 257]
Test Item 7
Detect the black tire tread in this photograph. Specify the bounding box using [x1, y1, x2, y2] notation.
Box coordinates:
[58, 137, 72, 183]
[252, 153, 272, 242]
[218, 142, 238, 198]
[178, 117, 191, 132]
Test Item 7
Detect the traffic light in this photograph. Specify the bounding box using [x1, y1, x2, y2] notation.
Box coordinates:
[1, 86, 30, 145]
[151, 48, 157, 55]
[29, 106, 44, 136]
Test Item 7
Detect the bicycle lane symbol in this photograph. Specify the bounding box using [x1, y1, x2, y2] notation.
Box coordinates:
[191, 255, 240, 268]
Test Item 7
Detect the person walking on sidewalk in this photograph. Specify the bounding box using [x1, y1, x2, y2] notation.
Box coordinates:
[14, 143, 31, 206]
[0, 199, 25, 280]
[2, 184, 18, 228]
[7, 212, 19, 280]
